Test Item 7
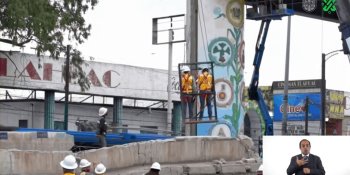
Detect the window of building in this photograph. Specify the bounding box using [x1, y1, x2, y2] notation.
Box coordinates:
[140, 126, 158, 134]
[122, 124, 128, 133]
[18, 120, 28, 128]
[54, 121, 65, 130]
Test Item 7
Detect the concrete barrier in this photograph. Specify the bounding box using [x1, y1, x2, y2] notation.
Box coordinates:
[0, 136, 257, 174]
[0, 132, 74, 151]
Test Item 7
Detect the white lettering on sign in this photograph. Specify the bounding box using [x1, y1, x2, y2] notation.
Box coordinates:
[0, 52, 180, 101]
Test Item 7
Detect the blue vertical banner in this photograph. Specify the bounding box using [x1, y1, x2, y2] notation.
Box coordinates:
[273, 93, 321, 121]
[196, 0, 245, 137]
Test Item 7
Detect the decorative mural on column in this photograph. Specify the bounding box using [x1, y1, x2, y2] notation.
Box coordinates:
[197, 0, 245, 137]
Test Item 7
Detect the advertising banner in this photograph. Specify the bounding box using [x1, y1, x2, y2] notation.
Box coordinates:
[326, 90, 344, 119]
[273, 93, 321, 121]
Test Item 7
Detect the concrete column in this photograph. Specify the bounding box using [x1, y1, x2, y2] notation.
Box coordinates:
[44, 91, 55, 129]
[113, 97, 122, 133]
[172, 101, 182, 136]
[186, 0, 198, 136]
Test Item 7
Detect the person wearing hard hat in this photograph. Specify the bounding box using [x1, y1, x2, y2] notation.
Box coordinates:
[79, 159, 92, 175]
[60, 155, 78, 175]
[181, 66, 195, 123]
[197, 67, 213, 121]
[94, 163, 107, 175]
[145, 162, 161, 175]
[97, 107, 108, 147]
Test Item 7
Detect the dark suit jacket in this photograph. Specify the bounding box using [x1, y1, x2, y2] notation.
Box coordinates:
[287, 154, 325, 175]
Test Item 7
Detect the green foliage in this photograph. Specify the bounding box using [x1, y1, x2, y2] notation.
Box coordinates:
[0, 0, 98, 91]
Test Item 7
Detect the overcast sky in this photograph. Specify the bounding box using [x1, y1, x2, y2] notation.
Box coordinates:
[2, 0, 350, 92]
[79, 0, 350, 93]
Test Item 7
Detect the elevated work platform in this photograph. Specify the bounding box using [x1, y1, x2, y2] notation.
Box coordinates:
[247, 8, 294, 20]
[245, 1, 294, 21]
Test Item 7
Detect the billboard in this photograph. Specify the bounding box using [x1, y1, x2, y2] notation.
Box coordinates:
[0, 52, 180, 101]
[285, 0, 338, 22]
[345, 91, 350, 116]
[245, 0, 339, 22]
[273, 93, 321, 121]
[326, 90, 344, 119]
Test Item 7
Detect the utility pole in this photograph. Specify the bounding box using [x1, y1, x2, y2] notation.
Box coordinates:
[321, 49, 343, 135]
[282, 16, 291, 135]
[167, 28, 173, 133]
[305, 96, 309, 135]
[321, 53, 326, 135]
[186, 0, 198, 136]
[64, 45, 70, 130]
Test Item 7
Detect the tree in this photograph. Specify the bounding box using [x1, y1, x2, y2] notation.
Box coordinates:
[0, 0, 98, 91]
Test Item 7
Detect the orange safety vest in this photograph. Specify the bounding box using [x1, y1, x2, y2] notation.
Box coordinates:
[181, 74, 193, 93]
[198, 73, 212, 91]
[63, 172, 76, 175]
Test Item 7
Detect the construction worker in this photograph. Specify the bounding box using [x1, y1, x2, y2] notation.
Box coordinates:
[94, 163, 107, 175]
[97, 107, 108, 147]
[60, 155, 78, 175]
[181, 66, 194, 122]
[197, 67, 213, 120]
[145, 162, 161, 175]
[79, 159, 92, 175]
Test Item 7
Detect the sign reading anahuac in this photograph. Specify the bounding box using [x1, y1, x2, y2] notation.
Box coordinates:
[0, 52, 179, 101]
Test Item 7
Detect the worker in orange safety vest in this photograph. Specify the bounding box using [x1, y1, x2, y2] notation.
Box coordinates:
[181, 66, 194, 122]
[197, 67, 213, 120]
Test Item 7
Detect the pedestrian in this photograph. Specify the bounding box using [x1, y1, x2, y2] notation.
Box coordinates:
[145, 162, 161, 175]
[94, 163, 107, 175]
[181, 66, 195, 122]
[60, 155, 78, 175]
[287, 139, 325, 175]
[197, 67, 213, 121]
[79, 159, 92, 175]
[97, 107, 108, 147]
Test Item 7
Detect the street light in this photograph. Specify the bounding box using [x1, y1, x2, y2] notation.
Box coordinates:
[321, 49, 343, 135]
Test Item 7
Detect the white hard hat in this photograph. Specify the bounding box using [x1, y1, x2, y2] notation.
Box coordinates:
[79, 159, 91, 168]
[60, 155, 78, 170]
[182, 66, 190, 72]
[99, 107, 108, 117]
[150, 162, 161, 170]
[95, 163, 106, 174]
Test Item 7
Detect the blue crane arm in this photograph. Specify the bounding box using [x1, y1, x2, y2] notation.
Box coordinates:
[248, 19, 271, 100]
[257, 89, 273, 135]
[247, 19, 274, 135]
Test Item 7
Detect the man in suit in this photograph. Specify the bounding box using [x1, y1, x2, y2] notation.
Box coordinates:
[287, 139, 325, 175]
